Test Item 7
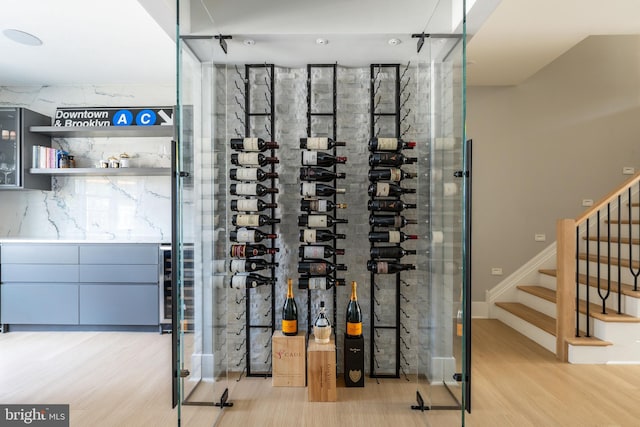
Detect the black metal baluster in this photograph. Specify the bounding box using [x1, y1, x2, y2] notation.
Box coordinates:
[575, 228, 580, 337]
[601, 205, 611, 314]
[585, 218, 590, 337]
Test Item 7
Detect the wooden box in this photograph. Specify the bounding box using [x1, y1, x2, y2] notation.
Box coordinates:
[344, 334, 365, 387]
[272, 331, 306, 387]
[308, 334, 337, 402]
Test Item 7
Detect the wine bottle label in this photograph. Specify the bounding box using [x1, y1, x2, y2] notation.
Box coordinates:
[237, 153, 259, 165]
[306, 137, 328, 150]
[235, 214, 260, 227]
[394, 217, 403, 228]
[302, 151, 318, 165]
[309, 263, 327, 275]
[236, 199, 259, 212]
[234, 183, 257, 196]
[301, 183, 316, 197]
[308, 277, 327, 290]
[315, 200, 328, 211]
[388, 231, 401, 243]
[303, 229, 317, 243]
[230, 275, 246, 289]
[282, 319, 297, 334]
[307, 215, 327, 228]
[376, 183, 390, 197]
[230, 245, 246, 258]
[389, 168, 402, 182]
[243, 137, 260, 151]
[230, 260, 246, 272]
[303, 246, 325, 259]
[235, 168, 258, 181]
[235, 228, 256, 242]
[377, 137, 398, 150]
[347, 322, 362, 337]
[376, 261, 389, 274]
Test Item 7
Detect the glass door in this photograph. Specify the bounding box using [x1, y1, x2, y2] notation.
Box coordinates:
[0, 108, 19, 187]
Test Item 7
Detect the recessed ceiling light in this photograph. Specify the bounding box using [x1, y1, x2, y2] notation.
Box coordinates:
[388, 38, 401, 46]
[3, 29, 42, 46]
[316, 38, 328, 45]
[243, 39, 255, 46]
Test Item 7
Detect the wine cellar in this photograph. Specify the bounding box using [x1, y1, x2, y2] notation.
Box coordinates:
[174, 0, 470, 424]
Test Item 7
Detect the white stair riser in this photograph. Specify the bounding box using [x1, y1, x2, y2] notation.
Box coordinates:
[576, 283, 625, 313]
[578, 260, 640, 288]
[568, 345, 610, 364]
[517, 291, 556, 318]
[593, 320, 640, 363]
[537, 273, 557, 289]
[585, 240, 640, 260]
[625, 295, 640, 317]
[494, 306, 556, 354]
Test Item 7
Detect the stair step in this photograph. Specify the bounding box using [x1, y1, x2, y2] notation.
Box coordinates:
[585, 236, 640, 245]
[495, 302, 556, 336]
[517, 285, 640, 323]
[539, 269, 640, 298]
[566, 336, 612, 347]
[578, 253, 640, 271]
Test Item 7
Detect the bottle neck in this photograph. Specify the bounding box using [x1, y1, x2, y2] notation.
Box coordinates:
[287, 281, 294, 298]
[350, 283, 358, 301]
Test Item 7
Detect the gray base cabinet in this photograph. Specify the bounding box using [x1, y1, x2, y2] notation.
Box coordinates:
[0, 243, 160, 329]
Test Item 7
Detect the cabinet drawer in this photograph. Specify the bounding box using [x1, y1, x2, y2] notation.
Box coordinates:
[1, 283, 79, 324]
[79, 284, 158, 325]
[1, 244, 78, 264]
[79, 244, 159, 265]
[79, 264, 159, 283]
[2, 264, 79, 282]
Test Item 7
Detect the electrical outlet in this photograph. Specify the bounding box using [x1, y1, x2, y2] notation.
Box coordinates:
[582, 199, 594, 207]
[534, 234, 546, 242]
[491, 267, 503, 276]
[623, 167, 635, 175]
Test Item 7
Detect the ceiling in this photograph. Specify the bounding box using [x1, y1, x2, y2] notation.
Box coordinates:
[1, 0, 640, 87]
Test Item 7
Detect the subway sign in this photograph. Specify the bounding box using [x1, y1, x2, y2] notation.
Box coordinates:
[54, 107, 173, 127]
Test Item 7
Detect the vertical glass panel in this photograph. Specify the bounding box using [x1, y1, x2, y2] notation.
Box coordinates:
[0, 108, 19, 187]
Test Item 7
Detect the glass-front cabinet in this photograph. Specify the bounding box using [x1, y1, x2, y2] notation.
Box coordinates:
[0, 108, 51, 190]
[174, 0, 471, 425]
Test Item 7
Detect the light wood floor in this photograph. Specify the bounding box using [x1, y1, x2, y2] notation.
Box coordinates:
[1, 320, 639, 426]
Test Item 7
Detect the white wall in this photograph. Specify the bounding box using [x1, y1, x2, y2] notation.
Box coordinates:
[467, 35, 640, 302]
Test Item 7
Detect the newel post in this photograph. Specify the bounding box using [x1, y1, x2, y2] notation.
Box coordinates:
[556, 218, 577, 362]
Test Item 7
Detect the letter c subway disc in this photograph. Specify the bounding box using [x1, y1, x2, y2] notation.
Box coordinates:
[113, 110, 133, 126]
[136, 109, 157, 126]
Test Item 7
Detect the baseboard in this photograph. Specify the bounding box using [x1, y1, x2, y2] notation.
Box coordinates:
[472, 301, 489, 318]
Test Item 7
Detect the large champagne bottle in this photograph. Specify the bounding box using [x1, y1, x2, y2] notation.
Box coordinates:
[282, 278, 298, 336]
[300, 137, 346, 150]
[346, 281, 363, 338]
[230, 137, 279, 152]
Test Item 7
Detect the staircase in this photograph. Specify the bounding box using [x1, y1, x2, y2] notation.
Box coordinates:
[491, 174, 640, 364]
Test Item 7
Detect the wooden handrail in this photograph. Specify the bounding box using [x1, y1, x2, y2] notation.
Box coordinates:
[576, 171, 640, 225]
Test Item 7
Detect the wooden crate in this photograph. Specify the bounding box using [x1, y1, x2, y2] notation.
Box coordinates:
[272, 331, 306, 387]
[307, 334, 337, 402]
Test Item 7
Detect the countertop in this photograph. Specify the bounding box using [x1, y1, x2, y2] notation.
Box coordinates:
[0, 238, 168, 244]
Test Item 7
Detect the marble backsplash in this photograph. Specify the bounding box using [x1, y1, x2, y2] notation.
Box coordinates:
[0, 84, 174, 241]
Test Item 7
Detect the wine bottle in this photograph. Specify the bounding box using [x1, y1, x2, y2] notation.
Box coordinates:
[230, 167, 278, 182]
[231, 199, 277, 212]
[232, 214, 281, 227]
[301, 151, 347, 166]
[300, 183, 345, 197]
[366, 260, 416, 274]
[367, 199, 417, 212]
[298, 214, 348, 228]
[230, 259, 278, 272]
[368, 137, 416, 152]
[229, 244, 278, 258]
[368, 231, 418, 243]
[230, 273, 276, 289]
[346, 281, 363, 338]
[298, 245, 345, 259]
[230, 137, 279, 152]
[300, 199, 347, 212]
[368, 215, 418, 228]
[313, 301, 332, 344]
[367, 182, 416, 198]
[230, 183, 278, 196]
[299, 229, 346, 243]
[300, 167, 346, 182]
[368, 153, 417, 167]
[368, 168, 415, 182]
[370, 246, 417, 259]
[298, 261, 347, 276]
[300, 137, 346, 150]
[231, 153, 279, 167]
[298, 276, 346, 290]
[230, 227, 277, 243]
[282, 278, 298, 336]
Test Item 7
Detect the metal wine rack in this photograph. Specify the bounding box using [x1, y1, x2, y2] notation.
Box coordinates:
[299, 63, 343, 335]
[368, 63, 416, 379]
